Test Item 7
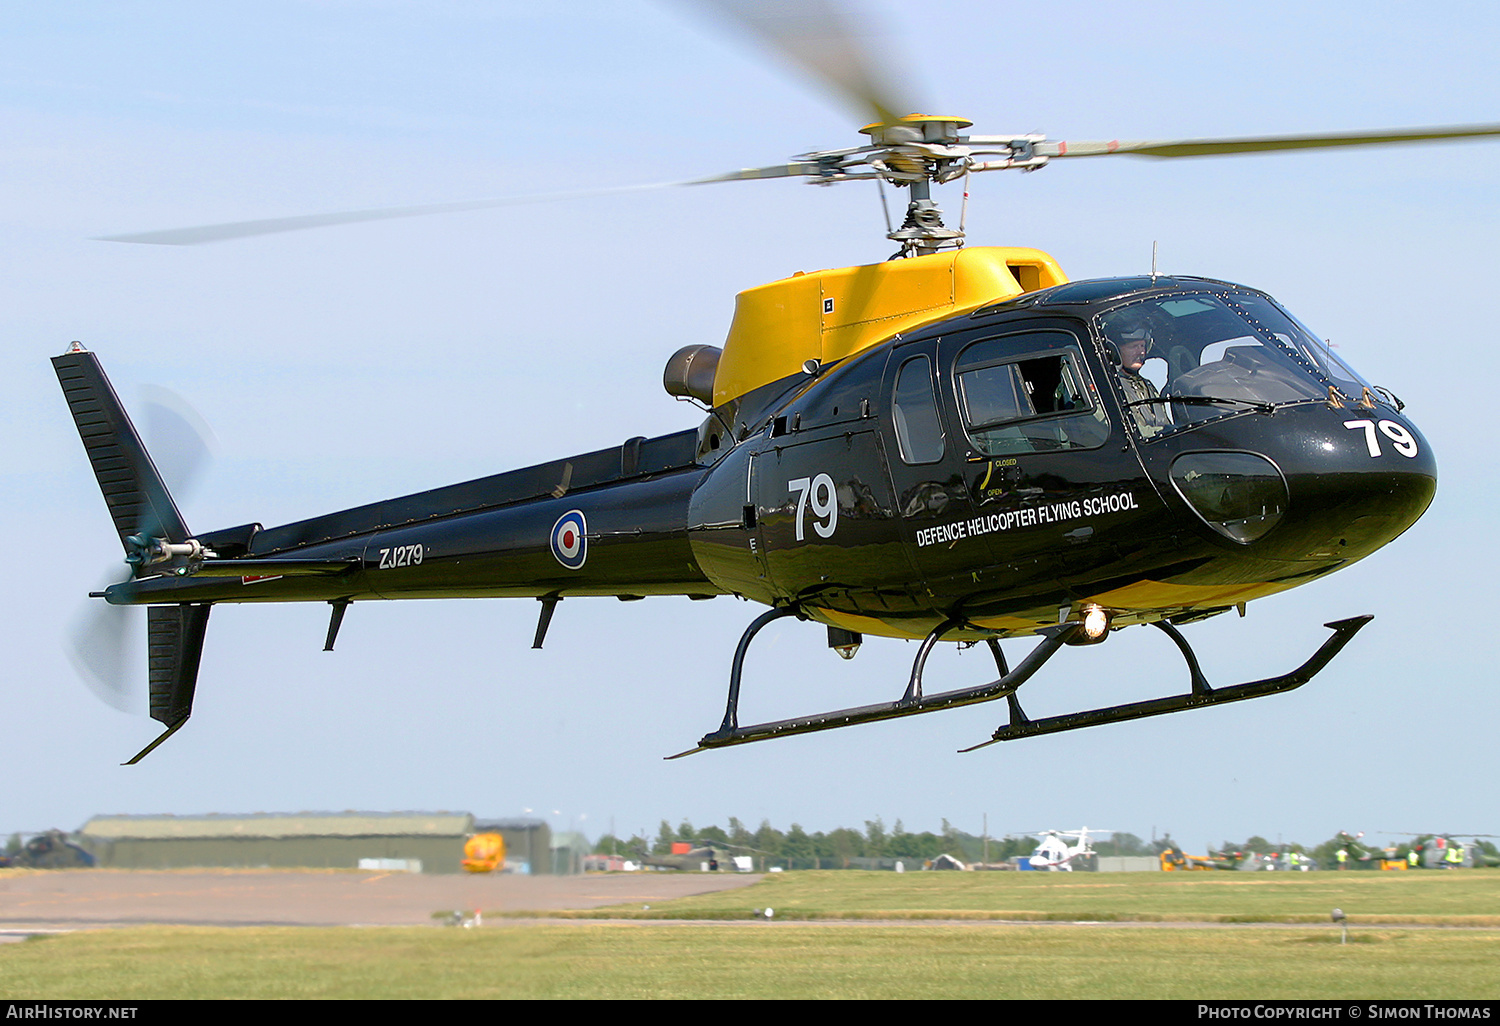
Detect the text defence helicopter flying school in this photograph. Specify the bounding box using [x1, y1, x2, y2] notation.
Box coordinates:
[57, 3, 1486, 764]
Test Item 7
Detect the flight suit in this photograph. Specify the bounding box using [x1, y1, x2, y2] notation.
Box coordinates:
[1117, 368, 1171, 437]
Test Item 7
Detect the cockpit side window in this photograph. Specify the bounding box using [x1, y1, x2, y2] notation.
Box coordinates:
[955, 331, 1110, 455]
[891, 354, 945, 464]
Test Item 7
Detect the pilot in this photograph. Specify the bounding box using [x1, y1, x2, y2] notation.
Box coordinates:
[1111, 322, 1172, 436]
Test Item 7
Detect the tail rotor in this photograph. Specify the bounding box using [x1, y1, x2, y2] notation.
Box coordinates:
[67, 572, 139, 713]
[55, 344, 219, 760]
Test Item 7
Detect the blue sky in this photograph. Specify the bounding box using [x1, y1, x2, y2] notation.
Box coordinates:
[3, 1, 1497, 853]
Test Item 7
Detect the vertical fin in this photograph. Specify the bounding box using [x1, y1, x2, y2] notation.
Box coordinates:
[52, 344, 190, 555]
[125, 604, 211, 765]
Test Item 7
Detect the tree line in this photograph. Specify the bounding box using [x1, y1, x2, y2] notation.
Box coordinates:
[590, 821, 1500, 870]
[591, 818, 1164, 869]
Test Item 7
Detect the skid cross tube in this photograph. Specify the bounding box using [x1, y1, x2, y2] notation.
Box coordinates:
[668, 618, 1082, 758]
[960, 615, 1373, 751]
[714, 604, 804, 735]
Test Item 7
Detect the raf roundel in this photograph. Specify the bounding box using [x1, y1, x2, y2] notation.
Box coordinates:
[550, 510, 588, 570]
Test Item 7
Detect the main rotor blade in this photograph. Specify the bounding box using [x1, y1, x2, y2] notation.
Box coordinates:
[97, 181, 692, 246]
[1040, 123, 1500, 159]
[686, 0, 918, 127]
[688, 161, 823, 183]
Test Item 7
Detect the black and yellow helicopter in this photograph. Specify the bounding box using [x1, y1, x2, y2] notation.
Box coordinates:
[56, 2, 1485, 764]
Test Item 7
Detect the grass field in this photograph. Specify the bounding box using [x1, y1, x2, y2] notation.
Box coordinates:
[532, 867, 1500, 925]
[2, 870, 1497, 999]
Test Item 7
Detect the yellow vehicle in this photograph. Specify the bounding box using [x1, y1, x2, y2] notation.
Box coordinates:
[462, 832, 506, 873]
[1160, 846, 1231, 871]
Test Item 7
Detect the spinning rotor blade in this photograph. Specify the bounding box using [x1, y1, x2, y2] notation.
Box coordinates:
[140, 386, 218, 494]
[689, 161, 826, 184]
[68, 576, 140, 714]
[120, 389, 215, 551]
[98, 181, 693, 246]
[1026, 123, 1500, 160]
[64, 388, 216, 712]
[686, 0, 918, 127]
[99, 2, 924, 248]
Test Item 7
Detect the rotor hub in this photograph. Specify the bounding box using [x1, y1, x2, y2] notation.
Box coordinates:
[859, 114, 973, 147]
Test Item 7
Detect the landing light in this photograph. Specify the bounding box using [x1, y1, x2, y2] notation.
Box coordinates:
[1082, 605, 1111, 640]
[827, 626, 862, 659]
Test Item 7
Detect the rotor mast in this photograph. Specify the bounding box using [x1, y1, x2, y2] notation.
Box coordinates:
[861, 115, 972, 258]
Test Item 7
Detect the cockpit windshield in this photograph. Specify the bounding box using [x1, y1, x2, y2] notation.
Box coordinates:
[1096, 290, 1369, 439]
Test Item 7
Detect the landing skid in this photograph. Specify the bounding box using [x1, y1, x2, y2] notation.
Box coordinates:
[960, 615, 1373, 751]
[668, 608, 1083, 758]
[668, 609, 1372, 758]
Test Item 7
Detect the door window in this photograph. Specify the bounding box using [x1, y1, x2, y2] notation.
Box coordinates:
[955, 332, 1110, 455]
[891, 354, 945, 464]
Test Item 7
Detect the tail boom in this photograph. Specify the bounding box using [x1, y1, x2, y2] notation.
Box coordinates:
[57, 344, 723, 762]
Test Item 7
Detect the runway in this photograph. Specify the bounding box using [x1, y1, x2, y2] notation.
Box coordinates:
[0, 869, 762, 932]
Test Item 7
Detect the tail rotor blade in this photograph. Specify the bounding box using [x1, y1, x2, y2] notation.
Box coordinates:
[67, 584, 140, 714]
[60, 370, 219, 716]
[139, 385, 218, 507]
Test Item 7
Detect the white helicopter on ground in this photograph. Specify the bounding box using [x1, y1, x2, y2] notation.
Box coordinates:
[1027, 828, 1109, 871]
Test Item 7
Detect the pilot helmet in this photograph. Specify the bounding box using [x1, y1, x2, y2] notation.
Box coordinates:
[1101, 306, 1156, 363]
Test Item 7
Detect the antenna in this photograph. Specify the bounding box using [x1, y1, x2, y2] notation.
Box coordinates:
[1151, 240, 1159, 279]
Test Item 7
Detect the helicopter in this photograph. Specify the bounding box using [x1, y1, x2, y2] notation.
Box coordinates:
[1398, 834, 1500, 869]
[54, 2, 1486, 766]
[0, 830, 97, 870]
[1025, 828, 1106, 871]
[631, 840, 756, 872]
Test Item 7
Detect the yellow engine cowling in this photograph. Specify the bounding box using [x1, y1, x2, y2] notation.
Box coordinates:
[712, 246, 1068, 407]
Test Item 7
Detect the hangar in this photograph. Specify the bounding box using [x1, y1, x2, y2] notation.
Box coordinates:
[77, 812, 553, 874]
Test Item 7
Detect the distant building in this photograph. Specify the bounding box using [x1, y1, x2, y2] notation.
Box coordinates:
[1096, 856, 1160, 872]
[78, 812, 553, 875]
[548, 830, 590, 876]
[583, 853, 631, 872]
